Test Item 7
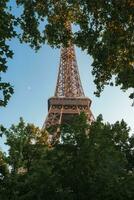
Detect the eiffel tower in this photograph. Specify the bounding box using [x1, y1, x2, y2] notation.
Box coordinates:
[43, 23, 94, 141]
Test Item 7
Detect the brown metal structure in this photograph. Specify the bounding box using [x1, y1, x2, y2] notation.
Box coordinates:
[43, 24, 94, 142]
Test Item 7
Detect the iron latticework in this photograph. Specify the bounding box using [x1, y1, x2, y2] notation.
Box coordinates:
[55, 45, 84, 97]
[43, 24, 94, 142]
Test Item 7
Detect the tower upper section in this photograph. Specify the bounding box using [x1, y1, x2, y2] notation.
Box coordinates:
[54, 23, 85, 98]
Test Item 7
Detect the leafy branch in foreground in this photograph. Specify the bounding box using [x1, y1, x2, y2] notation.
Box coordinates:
[0, 1, 134, 106]
[0, 114, 134, 199]
[0, 0, 16, 106]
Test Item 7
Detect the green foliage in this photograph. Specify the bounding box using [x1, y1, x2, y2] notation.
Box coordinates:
[54, 114, 134, 200]
[2, 118, 48, 173]
[0, 82, 14, 107]
[0, 150, 9, 200]
[0, 114, 134, 199]
[0, 0, 16, 106]
[0, 1, 133, 106]
[0, 118, 49, 199]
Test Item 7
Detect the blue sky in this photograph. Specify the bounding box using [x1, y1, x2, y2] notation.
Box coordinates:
[0, 37, 134, 133]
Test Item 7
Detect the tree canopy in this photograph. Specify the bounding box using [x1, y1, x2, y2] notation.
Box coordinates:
[0, 114, 134, 199]
[0, 0, 134, 106]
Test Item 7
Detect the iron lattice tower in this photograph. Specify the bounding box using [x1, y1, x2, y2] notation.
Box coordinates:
[43, 24, 94, 142]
